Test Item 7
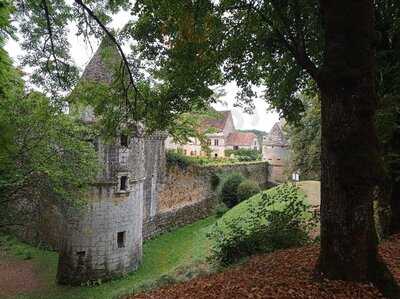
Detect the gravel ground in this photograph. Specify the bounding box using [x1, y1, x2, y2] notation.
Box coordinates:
[0, 253, 43, 298]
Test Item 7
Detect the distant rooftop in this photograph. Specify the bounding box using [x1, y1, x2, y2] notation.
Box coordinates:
[200, 110, 232, 132]
[264, 123, 288, 147]
[226, 132, 257, 146]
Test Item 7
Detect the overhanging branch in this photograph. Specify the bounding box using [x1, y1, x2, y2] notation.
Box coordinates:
[74, 0, 142, 122]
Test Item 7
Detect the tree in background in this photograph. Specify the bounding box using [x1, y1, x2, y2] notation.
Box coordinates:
[0, 2, 98, 228]
[286, 95, 321, 181]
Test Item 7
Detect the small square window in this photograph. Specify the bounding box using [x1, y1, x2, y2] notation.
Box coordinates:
[120, 135, 128, 147]
[117, 231, 126, 248]
[120, 176, 128, 191]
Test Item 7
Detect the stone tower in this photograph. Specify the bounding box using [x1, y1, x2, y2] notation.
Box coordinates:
[57, 38, 146, 285]
[57, 135, 145, 285]
[262, 122, 289, 166]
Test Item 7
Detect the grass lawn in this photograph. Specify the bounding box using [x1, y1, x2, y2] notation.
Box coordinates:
[0, 216, 217, 299]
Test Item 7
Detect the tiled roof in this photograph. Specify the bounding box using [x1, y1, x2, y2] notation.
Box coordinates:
[226, 132, 257, 146]
[265, 123, 288, 146]
[201, 111, 231, 132]
[81, 37, 121, 84]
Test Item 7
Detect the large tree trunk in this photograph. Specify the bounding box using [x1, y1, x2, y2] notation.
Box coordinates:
[317, 0, 380, 281]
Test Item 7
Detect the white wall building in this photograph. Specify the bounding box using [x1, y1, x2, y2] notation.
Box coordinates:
[166, 111, 259, 158]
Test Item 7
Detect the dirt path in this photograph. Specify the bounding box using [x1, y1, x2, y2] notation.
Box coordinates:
[0, 253, 43, 298]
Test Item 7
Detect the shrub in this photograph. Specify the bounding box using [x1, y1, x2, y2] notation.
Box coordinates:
[208, 183, 317, 265]
[237, 180, 261, 202]
[166, 150, 191, 169]
[217, 172, 245, 208]
[214, 202, 229, 218]
[225, 149, 261, 161]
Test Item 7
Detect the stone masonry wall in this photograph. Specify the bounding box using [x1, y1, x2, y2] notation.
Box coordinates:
[57, 182, 144, 285]
[143, 161, 269, 239]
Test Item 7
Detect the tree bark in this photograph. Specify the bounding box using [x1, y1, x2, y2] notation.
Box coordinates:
[317, 0, 380, 281]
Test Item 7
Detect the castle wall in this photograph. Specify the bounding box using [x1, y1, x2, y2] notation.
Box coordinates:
[262, 145, 288, 165]
[143, 134, 166, 221]
[143, 161, 270, 239]
[57, 183, 143, 285]
[57, 135, 146, 285]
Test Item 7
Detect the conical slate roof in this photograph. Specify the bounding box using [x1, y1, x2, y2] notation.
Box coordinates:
[265, 122, 288, 147]
[80, 37, 122, 84]
[74, 38, 122, 123]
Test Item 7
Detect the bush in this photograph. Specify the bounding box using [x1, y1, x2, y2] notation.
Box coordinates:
[217, 172, 245, 208]
[214, 202, 229, 218]
[225, 149, 261, 161]
[237, 180, 261, 202]
[208, 183, 317, 265]
[166, 150, 239, 169]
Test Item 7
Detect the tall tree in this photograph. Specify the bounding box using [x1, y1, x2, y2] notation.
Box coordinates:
[317, 0, 380, 281]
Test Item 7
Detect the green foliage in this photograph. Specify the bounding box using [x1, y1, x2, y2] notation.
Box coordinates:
[214, 202, 229, 218]
[225, 149, 261, 162]
[217, 172, 245, 208]
[131, 0, 322, 122]
[286, 95, 321, 180]
[237, 180, 261, 202]
[166, 150, 238, 169]
[0, 70, 99, 227]
[208, 183, 316, 265]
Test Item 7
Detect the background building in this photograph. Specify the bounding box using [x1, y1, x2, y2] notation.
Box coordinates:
[262, 122, 289, 165]
[166, 111, 259, 158]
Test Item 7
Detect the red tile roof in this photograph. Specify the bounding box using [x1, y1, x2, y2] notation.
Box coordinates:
[201, 111, 231, 132]
[226, 132, 257, 146]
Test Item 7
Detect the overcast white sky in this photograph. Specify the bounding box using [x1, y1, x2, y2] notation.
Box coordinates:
[5, 9, 279, 133]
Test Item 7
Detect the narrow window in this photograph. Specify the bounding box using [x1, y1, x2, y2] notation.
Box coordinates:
[76, 251, 86, 258]
[117, 231, 126, 248]
[120, 135, 128, 147]
[120, 176, 128, 191]
[214, 139, 219, 146]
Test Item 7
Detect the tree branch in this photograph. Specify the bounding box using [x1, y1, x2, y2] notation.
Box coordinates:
[74, 0, 142, 122]
[261, 2, 319, 81]
[41, 0, 64, 87]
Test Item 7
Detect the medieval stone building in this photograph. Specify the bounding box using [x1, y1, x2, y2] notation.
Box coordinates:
[165, 110, 259, 157]
[262, 122, 289, 182]
[262, 122, 288, 164]
[13, 38, 276, 286]
[57, 39, 166, 285]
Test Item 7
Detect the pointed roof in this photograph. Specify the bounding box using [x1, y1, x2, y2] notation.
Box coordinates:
[265, 122, 288, 147]
[80, 37, 122, 84]
[201, 110, 232, 132]
[226, 132, 257, 146]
